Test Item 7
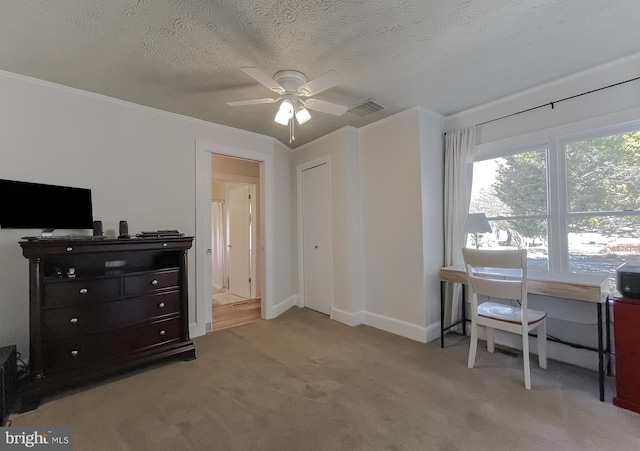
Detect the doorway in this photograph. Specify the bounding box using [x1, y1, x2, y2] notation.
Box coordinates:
[210, 155, 262, 331]
[211, 181, 257, 302]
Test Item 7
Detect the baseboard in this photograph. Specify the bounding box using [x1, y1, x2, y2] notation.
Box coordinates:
[331, 308, 364, 326]
[189, 322, 206, 338]
[362, 312, 428, 343]
[332, 308, 436, 343]
[425, 322, 441, 343]
[272, 295, 299, 318]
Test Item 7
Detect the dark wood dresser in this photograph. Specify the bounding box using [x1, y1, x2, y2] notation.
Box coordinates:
[19, 237, 196, 411]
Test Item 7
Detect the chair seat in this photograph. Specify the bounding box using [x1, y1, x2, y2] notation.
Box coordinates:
[478, 301, 546, 325]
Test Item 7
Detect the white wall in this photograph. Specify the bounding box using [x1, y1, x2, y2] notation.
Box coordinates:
[293, 110, 444, 340]
[446, 53, 640, 142]
[444, 54, 640, 370]
[418, 108, 445, 340]
[359, 110, 424, 326]
[0, 70, 295, 359]
[358, 108, 444, 341]
[270, 140, 296, 310]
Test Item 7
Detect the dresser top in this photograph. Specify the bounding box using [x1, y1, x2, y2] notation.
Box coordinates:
[20, 236, 194, 257]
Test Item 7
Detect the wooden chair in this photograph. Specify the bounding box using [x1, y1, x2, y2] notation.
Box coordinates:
[462, 248, 547, 389]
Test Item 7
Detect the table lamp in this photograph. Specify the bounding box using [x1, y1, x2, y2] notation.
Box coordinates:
[464, 213, 492, 249]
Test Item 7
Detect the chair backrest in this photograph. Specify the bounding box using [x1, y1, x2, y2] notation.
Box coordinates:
[461, 248, 529, 321]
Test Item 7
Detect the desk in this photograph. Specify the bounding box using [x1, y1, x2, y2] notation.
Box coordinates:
[439, 266, 611, 401]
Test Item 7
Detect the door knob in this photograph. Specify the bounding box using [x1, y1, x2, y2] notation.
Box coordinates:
[314, 245, 318, 249]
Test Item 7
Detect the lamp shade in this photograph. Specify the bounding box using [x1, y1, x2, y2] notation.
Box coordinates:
[295, 104, 311, 124]
[274, 99, 294, 125]
[464, 213, 492, 234]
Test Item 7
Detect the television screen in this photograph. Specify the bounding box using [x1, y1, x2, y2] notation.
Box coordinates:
[0, 179, 93, 230]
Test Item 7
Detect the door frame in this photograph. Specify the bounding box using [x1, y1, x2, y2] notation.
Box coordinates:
[296, 155, 335, 317]
[194, 140, 273, 337]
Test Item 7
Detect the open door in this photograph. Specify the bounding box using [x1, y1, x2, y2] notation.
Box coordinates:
[228, 185, 251, 299]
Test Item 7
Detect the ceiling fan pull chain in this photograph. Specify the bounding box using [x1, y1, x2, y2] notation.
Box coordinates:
[290, 117, 295, 143]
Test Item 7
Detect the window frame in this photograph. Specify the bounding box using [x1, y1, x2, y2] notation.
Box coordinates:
[471, 141, 551, 269]
[473, 115, 640, 276]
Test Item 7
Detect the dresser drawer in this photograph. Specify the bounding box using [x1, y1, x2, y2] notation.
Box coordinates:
[44, 278, 120, 306]
[44, 317, 182, 372]
[43, 291, 181, 341]
[124, 270, 179, 296]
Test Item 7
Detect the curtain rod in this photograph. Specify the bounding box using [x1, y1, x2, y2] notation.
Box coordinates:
[445, 75, 640, 134]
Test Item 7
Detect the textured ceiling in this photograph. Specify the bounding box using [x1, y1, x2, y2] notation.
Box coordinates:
[1, 1, 639, 148]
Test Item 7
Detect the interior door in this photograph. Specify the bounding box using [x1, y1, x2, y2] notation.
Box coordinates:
[228, 185, 251, 298]
[301, 163, 332, 315]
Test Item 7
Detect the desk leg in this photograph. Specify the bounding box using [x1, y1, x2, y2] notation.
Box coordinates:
[461, 284, 467, 336]
[605, 296, 612, 376]
[597, 303, 604, 402]
[441, 281, 469, 348]
[440, 281, 445, 349]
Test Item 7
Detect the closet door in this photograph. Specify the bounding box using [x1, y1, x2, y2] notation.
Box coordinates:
[301, 163, 332, 315]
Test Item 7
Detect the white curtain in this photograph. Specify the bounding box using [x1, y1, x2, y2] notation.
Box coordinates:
[211, 201, 226, 290]
[444, 127, 476, 329]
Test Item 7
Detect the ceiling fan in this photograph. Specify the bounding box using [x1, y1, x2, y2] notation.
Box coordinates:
[227, 67, 349, 143]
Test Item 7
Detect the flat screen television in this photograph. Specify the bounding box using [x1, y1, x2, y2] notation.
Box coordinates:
[0, 179, 93, 231]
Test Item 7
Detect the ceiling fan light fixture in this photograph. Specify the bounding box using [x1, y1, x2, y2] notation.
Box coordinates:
[274, 99, 294, 125]
[295, 105, 311, 124]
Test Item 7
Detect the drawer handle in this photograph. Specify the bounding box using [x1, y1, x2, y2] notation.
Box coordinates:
[70, 350, 79, 357]
[66, 247, 73, 252]
[151, 279, 158, 286]
[70, 317, 78, 323]
[159, 330, 166, 336]
[158, 302, 165, 308]
[79, 288, 88, 294]
[162, 243, 168, 247]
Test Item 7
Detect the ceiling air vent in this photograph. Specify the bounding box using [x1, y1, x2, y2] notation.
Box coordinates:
[348, 99, 386, 117]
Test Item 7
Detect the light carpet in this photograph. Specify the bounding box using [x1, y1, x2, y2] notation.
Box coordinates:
[9, 307, 640, 450]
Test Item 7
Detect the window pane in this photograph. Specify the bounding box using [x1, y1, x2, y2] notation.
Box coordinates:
[568, 215, 640, 276]
[465, 219, 549, 272]
[470, 149, 548, 217]
[566, 130, 640, 212]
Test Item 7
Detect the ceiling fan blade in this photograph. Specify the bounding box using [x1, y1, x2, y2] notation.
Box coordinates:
[302, 98, 348, 116]
[226, 98, 279, 107]
[297, 70, 342, 97]
[240, 67, 285, 94]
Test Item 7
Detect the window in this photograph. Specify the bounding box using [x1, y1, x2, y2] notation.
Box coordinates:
[469, 122, 640, 278]
[563, 128, 640, 275]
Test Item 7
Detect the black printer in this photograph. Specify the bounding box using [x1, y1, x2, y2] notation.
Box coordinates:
[617, 262, 640, 298]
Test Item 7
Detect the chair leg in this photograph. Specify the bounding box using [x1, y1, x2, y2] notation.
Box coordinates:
[537, 320, 547, 369]
[486, 327, 495, 353]
[468, 323, 479, 369]
[522, 331, 531, 390]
